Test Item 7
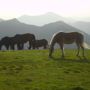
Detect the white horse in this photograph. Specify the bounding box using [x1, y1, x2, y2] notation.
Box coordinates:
[49, 31, 90, 57]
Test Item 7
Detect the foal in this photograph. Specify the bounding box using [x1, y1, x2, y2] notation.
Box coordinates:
[32, 39, 48, 49]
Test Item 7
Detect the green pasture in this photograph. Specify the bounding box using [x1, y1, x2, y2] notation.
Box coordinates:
[0, 49, 90, 90]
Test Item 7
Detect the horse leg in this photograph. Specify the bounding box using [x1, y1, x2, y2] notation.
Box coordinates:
[17, 44, 21, 50]
[80, 44, 85, 56]
[32, 45, 35, 49]
[19, 44, 23, 50]
[28, 42, 31, 49]
[6, 45, 9, 50]
[28, 45, 31, 49]
[49, 42, 56, 57]
[0, 44, 2, 50]
[49, 46, 54, 57]
[0, 46, 1, 50]
[12, 45, 15, 50]
[49, 39, 56, 57]
[20, 43, 24, 50]
[37, 47, 39, 49]
[59, 43, 64, 57]
[32, 42, 36, 49]
[44, 45, 46, 49]
[17, 44, 19, 50]
[76, 43, 80, 56]
[10, 44, 15, 50]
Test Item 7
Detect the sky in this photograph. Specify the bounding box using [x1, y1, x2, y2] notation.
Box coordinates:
[0, 0, 90, 19]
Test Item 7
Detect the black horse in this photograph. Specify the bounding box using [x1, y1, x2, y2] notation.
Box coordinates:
[0, 36, 18, 50]
[0, 36, 11, 50]
[32, 39, 48, 49]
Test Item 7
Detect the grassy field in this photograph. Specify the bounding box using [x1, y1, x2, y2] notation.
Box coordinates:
[0, 49, 90, 90]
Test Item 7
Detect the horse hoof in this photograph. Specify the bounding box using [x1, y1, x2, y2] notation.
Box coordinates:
[49, 54, 52, 58]
[61, 55, 64, 57]
[76, 54, 80, 57]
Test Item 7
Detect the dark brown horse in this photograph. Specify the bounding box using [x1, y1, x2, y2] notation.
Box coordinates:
[49, 31, 89, 57]
[13, 33, 36, 49]
[32, 39, 48, 49]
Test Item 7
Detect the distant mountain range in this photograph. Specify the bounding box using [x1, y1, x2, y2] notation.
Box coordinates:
[0, 12, 90, 35]
[0, 18, 90, 49]
[18, 12, 75, 26]
[18, 12, 90, 35]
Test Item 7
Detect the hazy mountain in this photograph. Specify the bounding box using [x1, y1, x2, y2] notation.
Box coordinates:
[0, 18, 4, 22]
[71, 21, 90, 34]
[18, 12, 75, 26]
[0, 18, 90, 49]
[39, 21, 82, 40]
[0, 18, 40, 38]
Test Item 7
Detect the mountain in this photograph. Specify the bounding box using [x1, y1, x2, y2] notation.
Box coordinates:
[39, 21, 82, 40]
[71, 21, 90, 34]
[0, 19, 90, 49]
[18, 12, 75, 26]
[0, 18, 40, 37]
[0, 18, 4, 22]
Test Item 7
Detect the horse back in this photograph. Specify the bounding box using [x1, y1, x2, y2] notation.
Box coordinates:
[54, 32, 84, 44]
[35, 39, 48, 47]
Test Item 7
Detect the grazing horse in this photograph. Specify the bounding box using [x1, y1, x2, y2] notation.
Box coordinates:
[14, 33, 36, 49]
[0, 36, 17, 50]
[32, 39, 48, 49]
[0, 33, 36, 50]
[0, 36, 11, 50]
[49, 31, 86, 57]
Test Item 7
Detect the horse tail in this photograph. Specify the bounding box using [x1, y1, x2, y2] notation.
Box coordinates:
[82, 42, 90, 49]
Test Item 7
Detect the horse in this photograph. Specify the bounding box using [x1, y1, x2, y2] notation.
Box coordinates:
[49, 31, 88, 57]
[14, 33, 36, 49]
[0, 36, 11, 50]
[32, 39, 48, 49]
[0, 33, 36, 50]
[0, 36, 18, 50]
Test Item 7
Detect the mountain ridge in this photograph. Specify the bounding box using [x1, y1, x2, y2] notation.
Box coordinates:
[18, 12, 72, 26]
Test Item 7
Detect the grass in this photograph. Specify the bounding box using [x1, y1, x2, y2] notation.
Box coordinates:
[0, 49, 90, 90]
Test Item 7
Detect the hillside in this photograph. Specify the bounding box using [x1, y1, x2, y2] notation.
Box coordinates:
[0, 18, 40, 37]
[0, 49, 90, 90]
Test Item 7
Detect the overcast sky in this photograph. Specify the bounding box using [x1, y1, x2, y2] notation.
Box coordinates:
[0, 0, 90, 19]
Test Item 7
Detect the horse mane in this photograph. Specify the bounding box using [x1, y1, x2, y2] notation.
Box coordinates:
[50, 31, 63, 45]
